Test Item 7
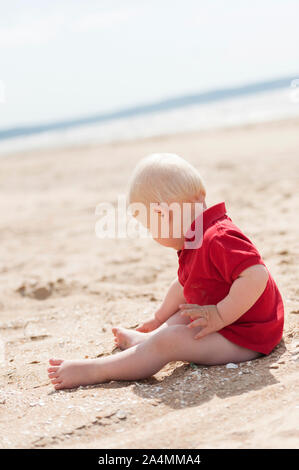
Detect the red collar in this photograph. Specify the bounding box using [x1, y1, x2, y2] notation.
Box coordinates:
[181, 202, 227, 250]
[201, 201, 227, 233]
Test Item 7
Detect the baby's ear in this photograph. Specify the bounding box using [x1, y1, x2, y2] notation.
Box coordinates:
[152, 202, 170, 217]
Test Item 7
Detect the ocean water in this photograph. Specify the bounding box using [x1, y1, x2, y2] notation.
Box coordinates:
[0, 77, 298, 155]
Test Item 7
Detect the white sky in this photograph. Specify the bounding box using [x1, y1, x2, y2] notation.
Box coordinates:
[0, 0, 298, 128]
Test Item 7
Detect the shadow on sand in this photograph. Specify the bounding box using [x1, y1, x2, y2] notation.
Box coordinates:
[62, 340, 287, 411]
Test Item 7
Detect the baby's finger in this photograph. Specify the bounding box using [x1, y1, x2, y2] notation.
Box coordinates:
[180, 308, 199, 317]
[179, 304, 198, 310]
[180, 310, 192, 317]
[181, 308, 202, 318]
[187, 318, 207, 329]
[194, 328, 209, 340]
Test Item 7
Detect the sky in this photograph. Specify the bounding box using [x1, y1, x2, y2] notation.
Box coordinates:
[0, 0, 298, 128]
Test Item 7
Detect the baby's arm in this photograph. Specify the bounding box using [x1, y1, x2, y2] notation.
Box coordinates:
[136, 278, 185, 332]
[180, 264, 269, 339]
[216, 264, 269, 324]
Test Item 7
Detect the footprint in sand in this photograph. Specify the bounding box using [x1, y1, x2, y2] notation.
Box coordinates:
[16, 278, 76, 300]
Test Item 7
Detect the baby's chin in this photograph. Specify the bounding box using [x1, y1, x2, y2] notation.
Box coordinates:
[153, 237, 184, 250]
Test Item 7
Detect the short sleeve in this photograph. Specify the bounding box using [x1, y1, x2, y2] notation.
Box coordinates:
[209, 229, 263, 283]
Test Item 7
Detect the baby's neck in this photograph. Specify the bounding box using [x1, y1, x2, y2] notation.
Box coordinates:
[174, 200, 207, 251]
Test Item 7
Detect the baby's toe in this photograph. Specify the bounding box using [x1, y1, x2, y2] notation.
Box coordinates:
[48, 366, 59, 373]
[54, 383, 64, 390]
[51, 378, 62, 385]
[49, 358, 64, 366]
[48, 372, 58, 378]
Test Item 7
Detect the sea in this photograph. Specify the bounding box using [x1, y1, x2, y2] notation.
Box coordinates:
[0, 76, 298, 155]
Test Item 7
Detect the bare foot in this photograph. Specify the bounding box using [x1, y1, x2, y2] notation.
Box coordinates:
[112, 327, 149, 350]
[47, 358, 106, 390]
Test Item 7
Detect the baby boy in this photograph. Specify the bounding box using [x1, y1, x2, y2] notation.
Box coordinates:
[48, 153, 284, 389]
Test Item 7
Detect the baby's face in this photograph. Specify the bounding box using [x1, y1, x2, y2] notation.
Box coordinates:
[147, 203, 186, 251]
[133, 200, 204, 250]
[148, 200, 205, 250]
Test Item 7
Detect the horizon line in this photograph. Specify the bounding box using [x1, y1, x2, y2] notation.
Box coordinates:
[0, 74, 297, 142]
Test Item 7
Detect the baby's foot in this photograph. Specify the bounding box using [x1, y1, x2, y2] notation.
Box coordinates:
[47, 358, 105, 390]
[112, 327, 148, 350]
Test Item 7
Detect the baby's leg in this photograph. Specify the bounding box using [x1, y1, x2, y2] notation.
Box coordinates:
[48, 324, 261, 390]
[112, 310, 189, 350]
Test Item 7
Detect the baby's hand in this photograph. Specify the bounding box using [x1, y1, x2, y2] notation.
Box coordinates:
[179, 304, 225, 339]
[136, 317, 162, 333]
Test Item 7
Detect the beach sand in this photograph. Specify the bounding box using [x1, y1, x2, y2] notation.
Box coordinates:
[0, 118, 298, 449]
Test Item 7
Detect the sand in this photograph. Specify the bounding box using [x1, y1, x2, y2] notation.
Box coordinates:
[0, 118, 298, 449]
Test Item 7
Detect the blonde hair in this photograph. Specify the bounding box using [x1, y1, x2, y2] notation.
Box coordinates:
[128, 153, 206, 206]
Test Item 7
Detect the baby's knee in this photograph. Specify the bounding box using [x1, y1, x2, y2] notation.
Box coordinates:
[152, 325, 184, 353]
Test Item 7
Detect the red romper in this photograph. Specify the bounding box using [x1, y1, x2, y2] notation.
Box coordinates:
[177, 202, 284, 355]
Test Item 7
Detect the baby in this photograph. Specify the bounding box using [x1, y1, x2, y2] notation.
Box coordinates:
[48, 153, 284, 389]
